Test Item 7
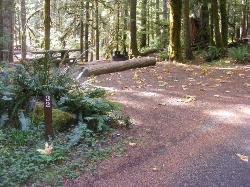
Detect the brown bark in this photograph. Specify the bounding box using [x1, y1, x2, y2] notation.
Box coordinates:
[130, 0, 139, 56]
[21, 0, 27, 59]
[81, 57, 156, 77]
[211, 0, 223, 48]
[80, 0, 84, 54]
[85, 0, 89, 62]
[0, 0, 14, 62]
[122, 0, 129, 53]
[155, 0, 160, 44]
[44, 0, 51, 50]
[168, 0, 182, 62]
[219, 0, 228, 47]
[95, 0, 99, 60]
[162, 0, 168, 48]
[183, 0, 193, 60]
[140, 0, 147, 48]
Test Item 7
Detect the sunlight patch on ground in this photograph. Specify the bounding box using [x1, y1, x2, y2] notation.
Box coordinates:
[205, 106, 250, 126]
[160, 97, 195, 107]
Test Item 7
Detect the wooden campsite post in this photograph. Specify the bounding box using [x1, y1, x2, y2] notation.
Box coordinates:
[44, 94, 54, 140]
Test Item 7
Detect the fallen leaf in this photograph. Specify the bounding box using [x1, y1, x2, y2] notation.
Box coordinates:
[239, 74, 245, 78]
[158, 81, 168, 87]
[152, 167, 159, 171]
[37, 142, 53, 155]
[178, 95, 196, 103]
[158, 103, 167, 106]
[244, 83, 250, 87]
[128, 142, 137, 147]
[236, 153, 248, 162]
[157, 76, 163, 80]
[200, 88, 206, 91]
[133, 72, 139, 80]
[182, 85, 188, 90]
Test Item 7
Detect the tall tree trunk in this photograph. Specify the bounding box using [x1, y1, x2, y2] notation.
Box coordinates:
[162, 0, 168, 48]
[211, 0, 223, 48]
[44, 0, 51, 50]
[241, 0, 248, 38]
[220, 0, 228, 47]
[155, 0, 160, 44]
[80, 0, 84, 55]
[116, 1, 120, 51]
[122, 0, 129, 53]
[130, 0, 139, 56]
[200, 1, 210, 47]
[183, 0, 193, 60]
[232, 0, 237, 42]
[90, 6, 94, 62]
[95, 0, 99, 60]
[0, 0, 14, 62]
[210, 7, 215, 45]
[168, 0, 182, 62]
[147, 1, 150, 46]
[21, 0, 27, 59]
[17, 10, 22, 47]
[140, 0, 147, 48]
[85, 0, 89, 62]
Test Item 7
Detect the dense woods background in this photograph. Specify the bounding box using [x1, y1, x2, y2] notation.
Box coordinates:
[0, 0, 249, 62]
[1, 1, 250, 186]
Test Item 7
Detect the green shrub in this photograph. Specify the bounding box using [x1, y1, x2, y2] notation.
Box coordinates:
[206, 46, 223, 61]
[0, 57, 77, 128]
[0, 57, 121, 132]
[228, 45, 249, 62]
[159, 51, 168, 61]
[0, 56, 128, 186]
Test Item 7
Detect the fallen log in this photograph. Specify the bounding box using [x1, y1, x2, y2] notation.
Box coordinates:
[81, 57, 156, 77]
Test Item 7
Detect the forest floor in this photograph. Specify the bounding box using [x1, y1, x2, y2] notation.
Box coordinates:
[66, 61, 250, 186]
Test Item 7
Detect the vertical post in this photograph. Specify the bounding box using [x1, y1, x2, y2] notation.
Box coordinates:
[44, 95, 54, 140]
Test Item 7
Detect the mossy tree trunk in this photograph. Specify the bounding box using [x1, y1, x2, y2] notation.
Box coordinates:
[162, 0, 168, 48]
[200, 1, 210, 47]
[140, 0, 147, 48]
[211, 0, 223, 48]
[80, 0, 84, 54]
[0, 0, 14, 62]
[183, 0, 193, 60]
[241, 0, 248, 38]
[21, 0, 27, 60]
[130, 0, 139, 56]
[85, 0, 89, 62]
[122, 0, 129, 53]
[155, 0, 160, 44]
[168, 0, 182, 62]
[44, 0, 51, 50]
[210, 6, 215, 45]
[95, 0, 99, 60]
[220, 0, 228, 47]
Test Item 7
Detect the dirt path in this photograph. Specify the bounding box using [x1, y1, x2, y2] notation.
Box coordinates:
[66, 62, 250, 187]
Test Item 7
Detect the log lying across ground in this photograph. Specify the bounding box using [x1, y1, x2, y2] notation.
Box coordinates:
[81, 57, 156, 77]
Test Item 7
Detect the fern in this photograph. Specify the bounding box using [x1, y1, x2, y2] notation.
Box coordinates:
[206, 46, 223, 61]
[228, 46, 248, 62]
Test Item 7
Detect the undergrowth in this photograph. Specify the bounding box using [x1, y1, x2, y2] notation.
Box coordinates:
[0, 58, 131, 186]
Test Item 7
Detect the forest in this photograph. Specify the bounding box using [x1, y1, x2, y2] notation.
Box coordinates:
[0, 0, 250, 186]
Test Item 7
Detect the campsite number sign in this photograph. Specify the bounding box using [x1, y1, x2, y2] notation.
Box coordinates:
[44, 95, 54, 139]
